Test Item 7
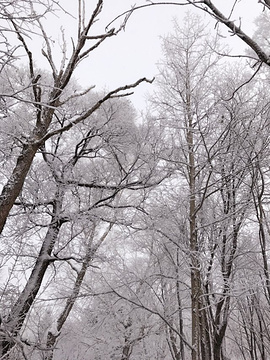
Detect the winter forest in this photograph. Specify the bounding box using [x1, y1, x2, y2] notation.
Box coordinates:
[2, 1, 270, 360]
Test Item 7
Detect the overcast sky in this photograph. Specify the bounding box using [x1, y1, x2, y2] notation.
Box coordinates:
[45, 1, 262, 111]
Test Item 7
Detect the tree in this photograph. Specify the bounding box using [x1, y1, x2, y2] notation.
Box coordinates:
[0, 0, 152, 235]
[0, 88, 168, 358]
[150, 14, 222, 360]
[0, 1, 158, 357]
[145, 11, 270, 360]
[4, 2, 270, 360]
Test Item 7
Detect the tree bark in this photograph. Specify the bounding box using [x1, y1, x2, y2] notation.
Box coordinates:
[0, 199, 63, 357]
[0, 141, 41, 234]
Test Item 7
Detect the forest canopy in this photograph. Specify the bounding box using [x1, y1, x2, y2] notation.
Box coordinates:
[0, 1, 270, 360]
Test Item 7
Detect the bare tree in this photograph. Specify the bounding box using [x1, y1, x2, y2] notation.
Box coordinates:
[150, 14, 221, 360]
[0, 88, 167, 358]
[145, 12, 270, 360]
[0, 1, 159, 356]
[0, 0, 152, 236]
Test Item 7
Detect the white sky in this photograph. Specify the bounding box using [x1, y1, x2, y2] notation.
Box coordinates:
[40, 1, 262, 111]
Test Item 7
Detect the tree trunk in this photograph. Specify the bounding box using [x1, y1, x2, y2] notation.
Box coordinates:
[45, 224, 112, 360]
[0, 141, 41, 234]
[176, 247, 185, 360]
[0, 199, 63, 357]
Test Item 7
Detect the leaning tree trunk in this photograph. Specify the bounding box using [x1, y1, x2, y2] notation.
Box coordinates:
[0, 196, 64, 357]
[45, 224, 113, 360]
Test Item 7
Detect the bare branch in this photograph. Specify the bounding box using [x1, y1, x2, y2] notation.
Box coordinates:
[201, 0, 270, 66]
[40, 77, 154, 143]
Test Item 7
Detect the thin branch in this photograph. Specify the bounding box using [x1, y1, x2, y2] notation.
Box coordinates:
[224, 62, 263, 101]
[106, 2, 192, 30]
[201, 0, 270, 66]
[40, 77, 154, 143]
